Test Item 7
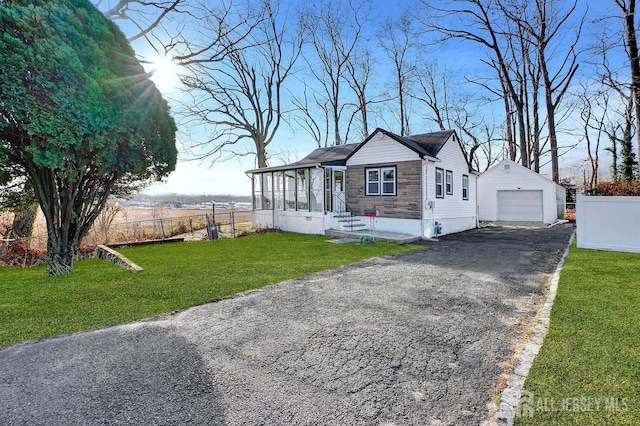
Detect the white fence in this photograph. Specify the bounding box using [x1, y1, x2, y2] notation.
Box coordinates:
[576, 194, 640, 253]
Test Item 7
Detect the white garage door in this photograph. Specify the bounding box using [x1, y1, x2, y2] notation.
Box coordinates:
[497, 190, 543, 222]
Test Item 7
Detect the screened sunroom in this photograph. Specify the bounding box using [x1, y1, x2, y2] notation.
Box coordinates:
[247, 144, 359, 234]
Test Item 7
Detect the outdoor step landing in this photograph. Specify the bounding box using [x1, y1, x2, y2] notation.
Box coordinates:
[325, 229, 422, 244]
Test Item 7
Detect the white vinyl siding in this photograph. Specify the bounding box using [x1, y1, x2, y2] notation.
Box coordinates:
[348, 133, 420, 165]
[424, 134, 477, 222]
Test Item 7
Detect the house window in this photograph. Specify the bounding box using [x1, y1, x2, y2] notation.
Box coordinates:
[366, 167, 396, 195]
[366, 169, 379, 195]
[462, 174, 469, 200]
[435, 168, 444, 198]
[382, 168, 396, 195]
[446, 170, 453, 195]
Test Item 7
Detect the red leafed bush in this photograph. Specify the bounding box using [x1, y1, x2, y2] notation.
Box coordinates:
[565, 209, 576, 221]
[1, 242, 46, 268]
[236, 227, 282, 238]
[1, 242, 96, 268]
[591, 181, 640, 196]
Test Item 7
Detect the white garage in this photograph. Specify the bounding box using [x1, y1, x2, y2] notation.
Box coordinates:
[478, 159, 565, 224]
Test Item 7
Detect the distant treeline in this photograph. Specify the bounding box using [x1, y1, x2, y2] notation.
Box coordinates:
[127, 193, 252, 205]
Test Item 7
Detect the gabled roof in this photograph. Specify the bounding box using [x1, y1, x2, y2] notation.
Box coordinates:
[246, 143, 361, 173]
[406, 130, 456, 157]
[479, 158, 564, 188]
[295, 143, 361, 166]
[246, 128, 471, 174]
[347, 128, 455, 161]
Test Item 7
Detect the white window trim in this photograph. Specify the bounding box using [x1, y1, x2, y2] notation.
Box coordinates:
[446, 170, 453, 195]
[462, 174, 469, 200]
[366, 168, 380, 195]
[366, 166, 396, 196]
[435, 168, 444, 199]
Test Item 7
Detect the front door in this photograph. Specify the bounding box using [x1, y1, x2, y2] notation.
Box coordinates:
[332, 170, 345, 212]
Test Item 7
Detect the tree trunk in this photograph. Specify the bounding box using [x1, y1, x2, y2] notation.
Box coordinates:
[46, 230, 78, 276]
[545, 89, 559, 182]
[11, 206, 37, 239]
[256, 139, 267, 168]
[516, 103, 528, 167]
[398, 68, 407, 136]
[623, 0, 640, 169]
[500, 77, 516, 160]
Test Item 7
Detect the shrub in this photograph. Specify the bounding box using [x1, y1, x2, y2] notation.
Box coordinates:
[236, 227, 282, 238]
[591, 180, 640, 196]
[0, 242, 96, 268]
[1, 242, 46, 268]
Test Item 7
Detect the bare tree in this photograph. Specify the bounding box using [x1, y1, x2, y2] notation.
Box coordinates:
[417, 0, 530, 167]
[343, 48, 381, 140]
[174, 0, 302, 168]
[378, 13, 416, 136]
[503, 0, 583, 182]
[300, 0, 371, 145]
[411, 62, 499, 170]
[578, 82, 606, 190]
[614, 0, 640, 167]
[591, 27, 639, 181]
[289, 84, 330, 148]
[92, 1, 183, 46]
[93, 203, 125, 244]
[412, 61, 449, 131]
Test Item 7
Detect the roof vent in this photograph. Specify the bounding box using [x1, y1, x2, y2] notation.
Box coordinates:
[504, 164, 511, 171]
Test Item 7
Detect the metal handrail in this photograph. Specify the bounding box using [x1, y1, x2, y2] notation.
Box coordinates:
[332, 194, 359, 230]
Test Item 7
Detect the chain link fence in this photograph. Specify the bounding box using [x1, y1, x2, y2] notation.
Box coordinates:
[0, 210, 253, 266]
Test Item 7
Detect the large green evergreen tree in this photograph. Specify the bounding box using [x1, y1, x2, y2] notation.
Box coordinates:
[0, 0, 177, 275]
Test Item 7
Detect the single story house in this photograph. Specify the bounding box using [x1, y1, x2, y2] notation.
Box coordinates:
[477, 158, 566, 223]
[247, 128, 478, 239]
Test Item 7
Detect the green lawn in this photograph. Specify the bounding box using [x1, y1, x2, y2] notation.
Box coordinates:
[516, 244, 640, 425]
[0, 232, 421, 347]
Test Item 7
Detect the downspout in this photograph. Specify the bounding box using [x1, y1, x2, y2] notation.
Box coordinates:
[475, 172, 479, 229]
[421, 158, 427, 239]
[271, 172, 275, 229]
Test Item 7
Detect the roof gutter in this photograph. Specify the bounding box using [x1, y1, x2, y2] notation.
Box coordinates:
[246, 162, 322, 174]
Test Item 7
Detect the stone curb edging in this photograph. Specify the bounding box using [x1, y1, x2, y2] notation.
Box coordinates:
[492, 230, 576, 425]
[96, 245, 143, 272]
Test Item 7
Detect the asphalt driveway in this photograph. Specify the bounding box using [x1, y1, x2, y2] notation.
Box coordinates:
[0, 224, 574, 425]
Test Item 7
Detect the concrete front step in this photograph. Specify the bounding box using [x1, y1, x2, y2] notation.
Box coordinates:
[344, 223, 367, 229]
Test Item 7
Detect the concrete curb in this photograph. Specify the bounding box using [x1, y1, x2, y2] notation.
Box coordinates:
[96, 245, 143, 272]
[492, 230, 576, 425]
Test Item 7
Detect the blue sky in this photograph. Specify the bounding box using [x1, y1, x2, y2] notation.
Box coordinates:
[123, 0, 621, 196]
